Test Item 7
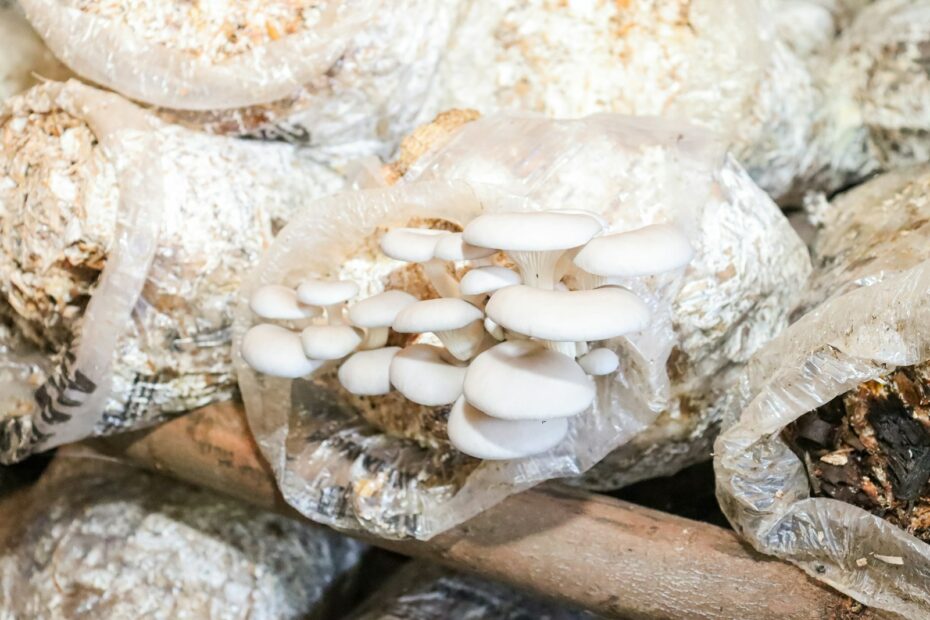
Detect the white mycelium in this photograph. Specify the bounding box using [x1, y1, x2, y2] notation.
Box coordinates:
[242, 210, 694, 461]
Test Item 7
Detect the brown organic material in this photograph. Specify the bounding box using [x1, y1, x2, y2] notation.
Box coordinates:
[784, 362, 930, 541]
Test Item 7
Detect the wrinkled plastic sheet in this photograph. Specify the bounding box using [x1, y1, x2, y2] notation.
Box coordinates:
[235, 113, 810, 539]
[0, 80, 343, 463]
[715, 165, 930, 619]
[0, 454, 367, 619]
[347, 561, 596, 620]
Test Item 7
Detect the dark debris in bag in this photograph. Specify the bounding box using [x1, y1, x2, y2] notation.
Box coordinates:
[784, 362, 930, 541]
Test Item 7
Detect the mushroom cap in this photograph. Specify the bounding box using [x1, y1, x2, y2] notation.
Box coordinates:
[389, 344, 466, 406]
[337, 347, 401, 396]
[485, 285, 649, 342]
[242, 324, 322, 378]
[433, 232, 497, 261]
[459, 266, 521, 296]
[573, 223, 694, 277]
[348, 290, 418, 328]
[379, 227, 449, 263]
[447, 396, 569, 460]
[392, 298, 483, 333]
[462, 211, 603, 252]
[296, 278, 359, 306]
[463, 340, 595, 420]
[300, 325, 362, 360]
[578, 347, 620, 376]
[249, 284, 320, 320]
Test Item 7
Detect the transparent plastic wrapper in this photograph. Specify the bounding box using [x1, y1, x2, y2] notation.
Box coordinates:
[715, 165, 930, 618]
[234, 113, 810, 539]
[0, 79, 343, 463]
[346, 561, 596, 620]
[418, 0, 819, 202]
[20, 0, 460, 157]
[0, 454, 366, 619]
[0, 0, 71, 100]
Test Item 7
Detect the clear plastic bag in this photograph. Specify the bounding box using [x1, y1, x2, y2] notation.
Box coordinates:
[0, 80, 343, 463]
[0, 453, 367, 619]
[18, 0, 368, 111]
[417, 0, 819, 203]
[0, 1, 71, 100]
[346, 561, 596, 620]
[20, 0, 460, 158]
[234, 113, 810, 539]
[715, 165, 930, 619]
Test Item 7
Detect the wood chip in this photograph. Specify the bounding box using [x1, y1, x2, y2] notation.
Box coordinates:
[872, 554, 904, 565]
[819, 452, 849, 466]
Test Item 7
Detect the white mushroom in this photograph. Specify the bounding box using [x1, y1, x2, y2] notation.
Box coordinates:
[380, 227, 449, 262]
[483, 317, 505, 341]
[433, 232, 497, 261]
[348, 290, 418, 349]
[379, 227, 458, 298]
[392, 298, 485, 361]
[300, 325, 362, 360]
[485, 285, 649, 342]
[242, 324, 323, 378]
[578, 347, 620, 376]
[463, 340, 595, 420]
[337, 347, 401, 396]
[249, 284, 320, 320]
[296, 278, 359, 307]
[296, 277, 358, 326]
[463, 211, 602, 289]
[389, 344, 466, 406]
[573, 223, 694, 277]
[447, 396, 569, 460]
[459, 266, 521, 296]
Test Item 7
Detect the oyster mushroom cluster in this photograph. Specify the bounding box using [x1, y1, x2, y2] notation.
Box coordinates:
[242, 210, 693, 461]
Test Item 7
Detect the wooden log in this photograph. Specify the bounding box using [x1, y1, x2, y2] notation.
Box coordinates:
[93, 402, 877, 620]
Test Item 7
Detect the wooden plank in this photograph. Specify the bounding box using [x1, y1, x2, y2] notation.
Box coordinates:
[94, 402, 875, 620]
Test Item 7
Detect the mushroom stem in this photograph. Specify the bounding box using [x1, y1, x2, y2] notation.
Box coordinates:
[360, 326, 389, 350]
[508, 250, 563, 290]
[542, 339, 580, 359]
[421, 258, 460, 298]
[326, 303, 346, 326]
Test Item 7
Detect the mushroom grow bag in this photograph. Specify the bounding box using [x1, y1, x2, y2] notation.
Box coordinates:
[715, 165, 930, 618]
[234, 113, 810, 539]
[422, 0, 930, 205]
[0, 80, 343, 464]
[346, 561, 595, 620]
[19, 0, 460, 156]
[417, 0, 819, 203]
[795, 0, 930, 202]
[0, 454, 367, 619]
